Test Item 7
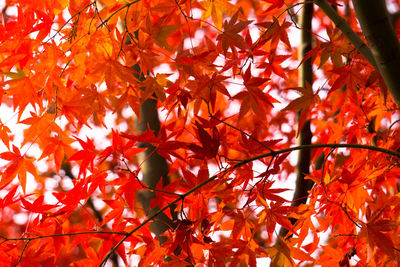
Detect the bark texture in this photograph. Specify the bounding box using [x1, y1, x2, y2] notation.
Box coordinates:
[279, 1, 314, 239]
[131, 63, 176, 244]
[314, 0, 377, 70]
[352, 0, 400, 107]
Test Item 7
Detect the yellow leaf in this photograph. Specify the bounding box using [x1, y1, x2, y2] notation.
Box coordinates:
[200, 0, 242, 30]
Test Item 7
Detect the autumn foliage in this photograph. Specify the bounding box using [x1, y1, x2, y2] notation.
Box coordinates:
[1, 0, 400, 266]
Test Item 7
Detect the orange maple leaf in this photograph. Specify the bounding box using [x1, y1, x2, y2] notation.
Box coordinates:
[0, 145, 36, 193]
[139, 74, 172, 103]
[264, 0, 285, 12]
[20, 112, 63, 146]
[0, 121, 12, 148]
[1, 75, 39, 120]
[283, 84, 320, 136]
[200, 0, 242, 30]
[359, 207, 398, 261]
[38, 134, 75, 172]
[144, 16, 183, 51]
[256, 18, 292, 50]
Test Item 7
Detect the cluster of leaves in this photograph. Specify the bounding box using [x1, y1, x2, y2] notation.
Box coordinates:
[0, 0, 400, 266]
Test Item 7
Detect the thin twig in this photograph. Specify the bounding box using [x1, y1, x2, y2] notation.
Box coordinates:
[99, 142, 400, 266]
[46, 2, 95, 43]
[96, 0, 141, 29]
[205, 91, 275, 153]
[120, 159, 182, 196]
[319, 148, 362, 228]
[0, 230, 127, 244]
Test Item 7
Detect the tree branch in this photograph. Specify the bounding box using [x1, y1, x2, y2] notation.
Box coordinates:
[99, 142, 400, 266]
[314, 0, 378, 70]
[352, 0, 400, 107]
[60, 161, 120, 266]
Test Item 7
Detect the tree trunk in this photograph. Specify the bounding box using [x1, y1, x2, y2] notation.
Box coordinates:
[352, 0, 400, 107]
[131, 63, 176, 244]
[279, 1, 313, 239]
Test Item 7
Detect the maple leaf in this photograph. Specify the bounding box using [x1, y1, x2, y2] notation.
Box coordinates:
[1, 74, 39, 120]
[199, 0, 242, 30]
[329, 65, 364, 101]
[0, 145, 36, 193]
[359, 207, 397, 261]
[263, 0, 285, 12]
[188, 122, 220, 160]
[266, 236, 314, 266]
[149, 179, 182, 218]
[115, 174, 142, 213]
[257, 196, 297, 238]
[139, 74, 172, 103]
[52, 179, 89, 212]
[283, 84, 320, 136]
[144, 16, 182, 51]
[315, 27, 354, 68]
[186, 73, 230, 112]
[255, 181, 288, 203]
[257, 53, 291, 79]
[125, 1, 146, 33]
[93, 59, 137, 92]
[239, 131, 282, 154]
[98, 129, 146, 164]
[20, 112, 63, 146]
[217, 12, 251, 55]
[0, 185, 19, 208]
[256, 18, 292, 50]
[66, 136, 96, 178]
[233, 66, 278, 121]
[229, 211, 253, 240]
[282, 85, 316, 112]
[38, 134, 75, 172]
[97, 136, 114, 163]
[102, 196, 125, 226]
[0, 121, 12, 148]
[20, 195, 58, 213]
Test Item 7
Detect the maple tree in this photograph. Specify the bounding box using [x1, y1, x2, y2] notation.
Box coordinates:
[1, 0, 400, 265]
